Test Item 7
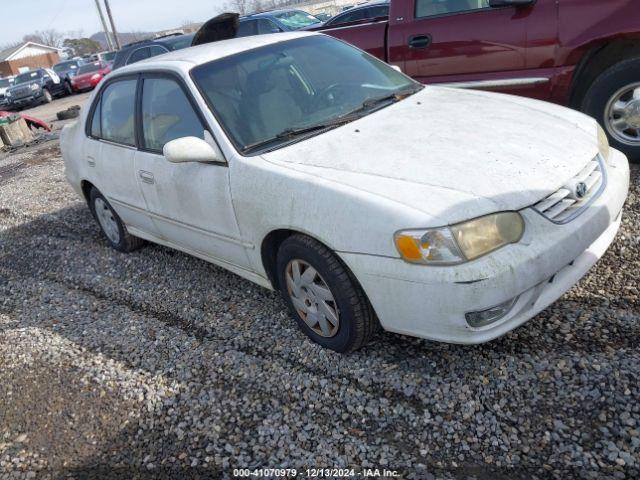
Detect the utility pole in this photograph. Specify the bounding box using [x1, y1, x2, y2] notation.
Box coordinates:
[103, 0, 121, 50]
[94, 0, 114, 50]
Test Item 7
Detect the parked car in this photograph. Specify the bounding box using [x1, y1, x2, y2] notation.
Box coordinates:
[52, 59, 82, 95]
[314, 1, 389, 30]
[5, 68, 68, 109]
[61, 32, 629, 352]
[70, 61, 111, 92]
[237, 9, 322, 36]
[321, 0, 640, 161]
[97, 50, 117, 66]
[111, 33, 196, 70]
[0, 76, 14, 108]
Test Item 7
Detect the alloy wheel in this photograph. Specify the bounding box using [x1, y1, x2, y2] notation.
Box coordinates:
[605, 82, 640, 146]
[285, 259, 340, 338]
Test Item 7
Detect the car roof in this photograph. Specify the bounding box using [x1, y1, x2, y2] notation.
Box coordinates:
[114, 31, 318, 75]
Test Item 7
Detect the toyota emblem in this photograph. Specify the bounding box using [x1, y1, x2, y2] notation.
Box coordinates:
[575, 182, 588, 199]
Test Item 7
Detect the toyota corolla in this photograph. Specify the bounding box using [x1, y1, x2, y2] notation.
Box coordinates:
[61, 33, 630, 352]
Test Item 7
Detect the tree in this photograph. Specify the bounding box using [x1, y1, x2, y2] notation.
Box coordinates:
[226, 0, 252, 15]
[23, 29, 64, 48]
[63, 38, 102, 58]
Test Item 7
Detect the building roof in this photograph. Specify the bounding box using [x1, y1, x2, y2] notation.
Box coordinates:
[0, 42, 61, 62]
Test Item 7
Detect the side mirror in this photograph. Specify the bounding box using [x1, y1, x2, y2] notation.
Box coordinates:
[163, 136, 225, 164]
[489, 0, 536, 7]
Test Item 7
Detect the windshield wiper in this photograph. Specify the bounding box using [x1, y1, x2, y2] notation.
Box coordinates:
[241, 86, 422, 154]
[338, 86, 422, 120]
[242, 117, 353, 154]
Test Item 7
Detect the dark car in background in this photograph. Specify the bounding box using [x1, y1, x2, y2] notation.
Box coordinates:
[111, 33, 196, 70]
[5, 68, 69, 109]
[314, 1, 389, 30]
[52, 59, 82, 94]
[237, 9, 322, 36]
[0, 77, 14, 108]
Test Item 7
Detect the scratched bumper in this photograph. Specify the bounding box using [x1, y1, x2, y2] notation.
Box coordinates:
[340, 149, 630, 344]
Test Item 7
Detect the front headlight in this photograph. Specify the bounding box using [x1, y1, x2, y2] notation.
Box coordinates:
[394, 212, 525, 265]
[597, 124, 611, 163]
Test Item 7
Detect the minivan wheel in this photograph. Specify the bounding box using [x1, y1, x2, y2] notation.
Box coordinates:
[89, 187, 144, 252]
[42, 89, 53, 104]
[276, 234, 377, 352]
[582, 57, 640, 162]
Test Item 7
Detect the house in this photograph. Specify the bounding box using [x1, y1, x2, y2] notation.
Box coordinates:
[0, 42, 61, 77]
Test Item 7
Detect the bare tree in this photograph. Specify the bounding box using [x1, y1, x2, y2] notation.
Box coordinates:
[23, 29, 64, 48]
[226, 0, 252, 15]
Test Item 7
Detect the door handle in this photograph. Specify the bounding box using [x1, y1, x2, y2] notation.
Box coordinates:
[87, 156, 96, 167]
[139, 170, 155, 184]
[408, 34, 432, 49]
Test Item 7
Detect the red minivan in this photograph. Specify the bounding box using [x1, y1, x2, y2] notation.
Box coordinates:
[318, 0, 640, 160]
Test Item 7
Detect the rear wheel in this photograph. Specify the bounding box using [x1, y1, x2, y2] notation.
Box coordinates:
[89, 187, 144, 252]
[582, 57, 640, 162]
[276, 234, 377, 352]
[64, 81, 73, 96]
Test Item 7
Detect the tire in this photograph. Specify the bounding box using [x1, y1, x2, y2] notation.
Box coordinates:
[581, 57, 640, 162]
[276, 234, 377, 352]
[56, 108, 80, 121]
[42, 88, 53, 104]
[64, 81, 73, 96]
[89, 187, 144, 252]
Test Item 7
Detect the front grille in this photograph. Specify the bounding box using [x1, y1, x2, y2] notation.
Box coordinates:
[534, 155, 606, 224]
[11, 87, 32, 100]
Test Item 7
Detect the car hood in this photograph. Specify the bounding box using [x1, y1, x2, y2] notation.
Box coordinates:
[261, 87, 600, 225]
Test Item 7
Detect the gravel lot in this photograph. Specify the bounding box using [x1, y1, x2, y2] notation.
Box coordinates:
[0, 130, 638, 479]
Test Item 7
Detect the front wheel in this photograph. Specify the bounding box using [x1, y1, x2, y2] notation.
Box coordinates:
[42, 88, 53, 104]
[582, 57, 640, 162]
[276, 234, 377, 352]
[89, 187, 144, 252]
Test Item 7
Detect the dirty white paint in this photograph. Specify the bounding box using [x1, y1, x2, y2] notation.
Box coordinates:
[61, 32, 631, 344]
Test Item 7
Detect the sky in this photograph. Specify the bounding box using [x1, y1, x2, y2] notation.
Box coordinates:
[0, 0, 229, 46]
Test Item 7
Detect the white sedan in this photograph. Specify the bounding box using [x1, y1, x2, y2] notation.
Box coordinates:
[62, 32, 630, 352]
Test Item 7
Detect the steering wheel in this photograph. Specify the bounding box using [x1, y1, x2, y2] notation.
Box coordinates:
[316, 83, 352, 107]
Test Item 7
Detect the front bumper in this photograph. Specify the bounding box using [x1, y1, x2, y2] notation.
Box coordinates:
[340, 149, 630, 344]
[9, 91, 43, 108]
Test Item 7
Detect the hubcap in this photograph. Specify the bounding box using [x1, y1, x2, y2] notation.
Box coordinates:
[285, 259, 340, 338]
[605, 83, 640, 146]
[94, 198, 120, 244]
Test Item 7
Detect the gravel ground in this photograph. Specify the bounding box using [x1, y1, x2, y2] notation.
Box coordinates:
[0, 138, 638, 480]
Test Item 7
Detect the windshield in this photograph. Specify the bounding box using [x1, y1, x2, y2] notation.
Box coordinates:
[273, 10, 321, 29]
[78, 62, 103, 75]
[14, 71, 42, 84]
[0, 79, 10, 88]
[53, 61, 78, 73]
[192, 36, 420, 154]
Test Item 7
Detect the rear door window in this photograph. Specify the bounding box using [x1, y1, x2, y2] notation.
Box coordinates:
[149, 45, 169, 58]
[237, 20, 258, 37]
[127, 47, 150, 65]
[100, 79, 137, 146]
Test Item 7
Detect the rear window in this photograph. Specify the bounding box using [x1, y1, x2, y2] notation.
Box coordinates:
[53, 61, 78, 73]
[77, 62, 103, 75]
